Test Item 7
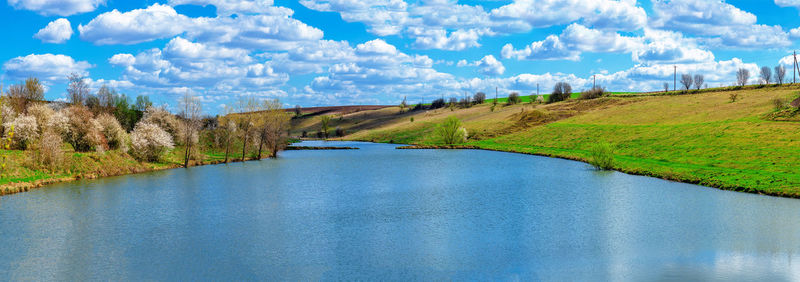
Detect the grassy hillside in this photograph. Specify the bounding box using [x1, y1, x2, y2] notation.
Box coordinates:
[290, 86, 800, 197]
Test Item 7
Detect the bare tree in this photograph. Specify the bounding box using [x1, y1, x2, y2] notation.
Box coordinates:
[473, 92, 486, 104]
[180, 91, 202, 167]
[67, 73, 89, 105]
[259, 99, 291, 158]
[663, 82, 669, 92]
[399, 96, 407, 113]
[693, 74, 704, 90]
[218, 106, 237, 163]
[775, 65, 786, 85]
[97, 84, 115, 110]
[294, 105, 302, 117]
[680, 74, 693, 90]
[760, 66, 771, 85]
[736, 68, 750, 86]
[236, 97, 258, 161]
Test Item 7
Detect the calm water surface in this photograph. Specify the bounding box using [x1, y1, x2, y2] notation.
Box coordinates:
[1, 141, 800, 281]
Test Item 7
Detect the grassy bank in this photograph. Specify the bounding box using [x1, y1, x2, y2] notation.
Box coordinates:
[0, 144, 267, 196]
[302, 85, 800, 198]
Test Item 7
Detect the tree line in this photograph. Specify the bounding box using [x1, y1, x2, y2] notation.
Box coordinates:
[0, 74, 292, 176]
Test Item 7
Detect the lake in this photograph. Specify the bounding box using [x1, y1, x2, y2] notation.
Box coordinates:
[1, 141, 800, 281]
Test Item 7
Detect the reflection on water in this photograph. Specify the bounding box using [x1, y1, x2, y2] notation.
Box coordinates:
[1, 141, 800, 281]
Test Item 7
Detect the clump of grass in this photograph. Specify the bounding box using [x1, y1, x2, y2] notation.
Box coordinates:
[588, 142, 614, 170]
[729, 92, 739, 103]
[772, 97, 787, 111]
[410, 117, 414, 122]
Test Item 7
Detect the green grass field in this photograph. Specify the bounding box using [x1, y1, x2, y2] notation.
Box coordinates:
[340, 85, 800, 197]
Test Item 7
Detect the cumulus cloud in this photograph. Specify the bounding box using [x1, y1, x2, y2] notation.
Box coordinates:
[79, 4, 192, 45]
[7, 0, 105, 16]
[632, 29, 715, 64]
[300, 0, 646, 51]
[652, 0, 790, 48]
[34, 18, 73, 44]
[3, 54, 91, 82]
[502, 24, 640, 61]
[489, 0, 647, 32]
[775, 0, 800, 9]
[167, 0, 275, 16]
[475, 55, 505, 76]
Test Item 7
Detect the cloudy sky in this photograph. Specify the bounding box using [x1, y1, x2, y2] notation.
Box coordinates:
[2, 0, 800, 112]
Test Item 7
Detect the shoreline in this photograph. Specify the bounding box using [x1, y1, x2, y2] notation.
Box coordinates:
[390, 141, 793, 199]
[0, 144, 360, 197]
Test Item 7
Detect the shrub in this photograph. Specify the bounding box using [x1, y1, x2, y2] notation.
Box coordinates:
[64, 106, 105, 152]
[729, 92, 739, 103]
[410, 117, 414, 122]
[430, 98, 446, 109]
[473, 92, 486, 104]
[4, 114, 39, 150]
[588, 142, 614, 170]
[36, 130, 63, 170]
[507, 92, 521, 104]
[130, 122, 174, 162]
[301, 130, 307, 138]
[412, 103, 423, 111]
[26, 103, 54, 133]
[579, 87, 605, 100]
[772, 98, 787, 111]
[335, 127, 346, 137]
[436, 116, 467, 145]
[141, 106, 183, 144]
[97, 113, 129, 152]
[548, 82, 572, 103]
[46, 111, 70, 137]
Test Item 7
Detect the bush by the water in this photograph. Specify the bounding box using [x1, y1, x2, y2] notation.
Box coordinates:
[130, 122, 174, 162]
[436, 116, 467, 145]
[589, 142, 615, 170]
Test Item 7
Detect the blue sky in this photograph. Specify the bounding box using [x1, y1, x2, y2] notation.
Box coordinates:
[2, 0, 800, 113]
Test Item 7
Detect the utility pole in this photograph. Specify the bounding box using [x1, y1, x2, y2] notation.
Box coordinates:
[673, 65, 677, 91]
[537, 83, 539, 95]
[793, 51, 796, 84]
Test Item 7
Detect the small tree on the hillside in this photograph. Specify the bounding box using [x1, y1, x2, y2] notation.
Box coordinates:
[760, 66, 771, 85]
[473, 92, 486, 104]
[548, 82, 572, 103]
[736, 68, 750, 86]
[436, 116, 467, 145]
[694, 74, 704, 90]
[775, 65, 786, 85]
[67, 73, 89, 106]
[663, 82, 669, 92]
[680, 74, 693, 90]
[507, 92, 521, 105]
[319, 115, 331, 138]
[294, 105, 302, 117]
[399, 96, 407, 113]
[7, 78, 44, 113]
[180, 92, 202, 167]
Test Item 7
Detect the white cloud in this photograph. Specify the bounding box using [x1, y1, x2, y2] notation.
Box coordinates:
[408, 28, 489, 51]
[652, 0, 790, 48]
[633, 29, 715, 64]
[34, 18, 73, 44]
[502, 24, 640, 61]
[489, 0, 647, 32]
[167, 0, 275, 16]
[475, 55, 505, 76]
[7, 0, 105, 16]
[79, 4, 192, 45]
[3, 54, 91, 82]
[775, 0, 800, 9]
